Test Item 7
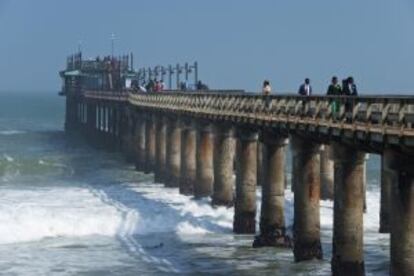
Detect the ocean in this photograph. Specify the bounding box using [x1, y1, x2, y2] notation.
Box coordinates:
[0, 92, 389, 275]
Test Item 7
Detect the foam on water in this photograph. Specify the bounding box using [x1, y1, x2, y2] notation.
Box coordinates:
[0, 130, 26, 136]
[0, 187, 124, 244]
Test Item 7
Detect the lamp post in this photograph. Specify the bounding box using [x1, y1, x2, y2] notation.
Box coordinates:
[168, 65, 173, 89]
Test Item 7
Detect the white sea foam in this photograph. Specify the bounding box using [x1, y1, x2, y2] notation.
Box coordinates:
[0, 130, 26, 135]
[0, 187, 123, 244]
[0, 179, 382, 248]
[3, 154, 14, 162]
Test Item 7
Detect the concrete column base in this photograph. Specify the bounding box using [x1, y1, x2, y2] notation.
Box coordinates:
[254, 130, 291, 248]
[233, 127, 258, 234]
[195, 123, 214, 198]
[291, 136, 323, 262]
[165, 116, 181, 187]
[331, 142, 365, 276]
[212, 125, 235, 207]
[179, 124, 196, 195]
[234, 211, 256, 234]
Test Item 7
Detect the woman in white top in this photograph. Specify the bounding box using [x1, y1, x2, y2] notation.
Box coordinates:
[262, 80, 271, 95]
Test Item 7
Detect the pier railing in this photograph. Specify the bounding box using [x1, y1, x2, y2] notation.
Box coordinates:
[83, 90, 414, 149]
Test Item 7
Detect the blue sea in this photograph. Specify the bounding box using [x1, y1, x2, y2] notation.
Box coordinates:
[0, 92, 388, 275]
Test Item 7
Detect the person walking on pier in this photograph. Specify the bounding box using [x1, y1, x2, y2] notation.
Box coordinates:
[298, 78, 312, 96]
[327, 76, 342, 116]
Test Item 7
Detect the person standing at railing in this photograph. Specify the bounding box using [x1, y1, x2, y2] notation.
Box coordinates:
[262, 80, 271, 108]
[298, 78, 312, 96]
[298, 78, 312, 116]
[343, 76, 358, 96]
[343, 76, 358, 121]
[327, 76, 342, 116]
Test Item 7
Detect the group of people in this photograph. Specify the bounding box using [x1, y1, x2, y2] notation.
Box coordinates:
[131, 79, 209, 93]
[262, 76, 358, 97]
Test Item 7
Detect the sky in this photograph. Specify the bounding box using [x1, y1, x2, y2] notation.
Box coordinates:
[0, 0, 413, 94]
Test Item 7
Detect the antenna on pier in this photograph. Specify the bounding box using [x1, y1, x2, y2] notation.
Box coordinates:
[110, 33, 116, 58]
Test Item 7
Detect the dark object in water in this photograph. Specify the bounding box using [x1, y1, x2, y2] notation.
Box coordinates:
[252, 228, 293, 248]
[143, 242, 164, 249]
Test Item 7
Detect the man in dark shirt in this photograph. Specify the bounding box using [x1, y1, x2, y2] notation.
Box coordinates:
[343, 76, 358, 96]
[298, 78, 312, 96]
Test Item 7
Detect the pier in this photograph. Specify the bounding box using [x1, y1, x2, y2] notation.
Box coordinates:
[61, 53, 414, 276]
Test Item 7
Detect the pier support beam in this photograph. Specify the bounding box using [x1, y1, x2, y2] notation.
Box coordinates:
[145, 114, 156, 174]
[134, 115, 146, 171]
[234, 128, 258, 234]
[179, 119, 196, 195]
[384, 150, 414, 276]
[212, 124, 236, 206]
[257, 141, 264, 187]
[165, 116, 181, 187]
[122, 109, 136, 161]
[195, 122, 214, 198]
[320, 144, 334, 200]
[254, 131, 289, 247]
[379, 155, 391, 233]
[291, 136, 322, 261]
[155, 115, 167, 183]
[331, 143, 365, 276]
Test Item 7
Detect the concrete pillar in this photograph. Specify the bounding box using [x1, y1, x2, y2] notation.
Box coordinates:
[86, 102, 96, 142]
[134, 116, 146, 171]
[234, 127, 258, 234]
[257, 141, 264, 187]
[120, 109, 133, 159]
[155, 115, 167, 183]
[144, 114, 156, 174]
[320, 144, 334, 200]
[254, 130, 289, 247]
[212, 124, 236, 206]
[362, 154, 369, 213]
[331, 143, 365, 276]
[195, 123, 214, 198]
[383, 149, 414, 276]
[165, 116, 181, 187]
[179, 119, 196, 195]
[291, 136, 322, 262]
[379, 155, 391, 233]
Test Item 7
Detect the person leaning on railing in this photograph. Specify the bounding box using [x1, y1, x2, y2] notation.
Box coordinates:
[326, 76, 342, 117]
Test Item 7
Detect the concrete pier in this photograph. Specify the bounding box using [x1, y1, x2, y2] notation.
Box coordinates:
[254, 131, 289, 247]
[144, 114, 156, 174]
[212, 124, 235, 206]
[134, 116, 146, 171]
[234, 128, 258, 234]
[195, 123, 214, 198]
[331, 143, 365, 276]
[320, 144, 334, 200]
[384, 149, 414, 276]
[291, 136, 322, 262]
[165, 116, 181, 187]
[155, 115, 167, 183]
[257, 141, 264, 187]
[179, 120, 196, 195]
[379, 156, 391, 233]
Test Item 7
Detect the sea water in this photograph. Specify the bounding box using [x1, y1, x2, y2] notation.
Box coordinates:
[0, 92, 389, 275]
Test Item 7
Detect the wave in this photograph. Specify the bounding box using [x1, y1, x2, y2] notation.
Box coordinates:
[0, 179, 382, 248]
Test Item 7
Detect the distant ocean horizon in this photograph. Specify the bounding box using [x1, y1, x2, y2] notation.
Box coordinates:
[0, 92, 389, 275]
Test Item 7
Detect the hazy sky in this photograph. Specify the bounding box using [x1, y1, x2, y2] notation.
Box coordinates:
[0, 0, 413, 94]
